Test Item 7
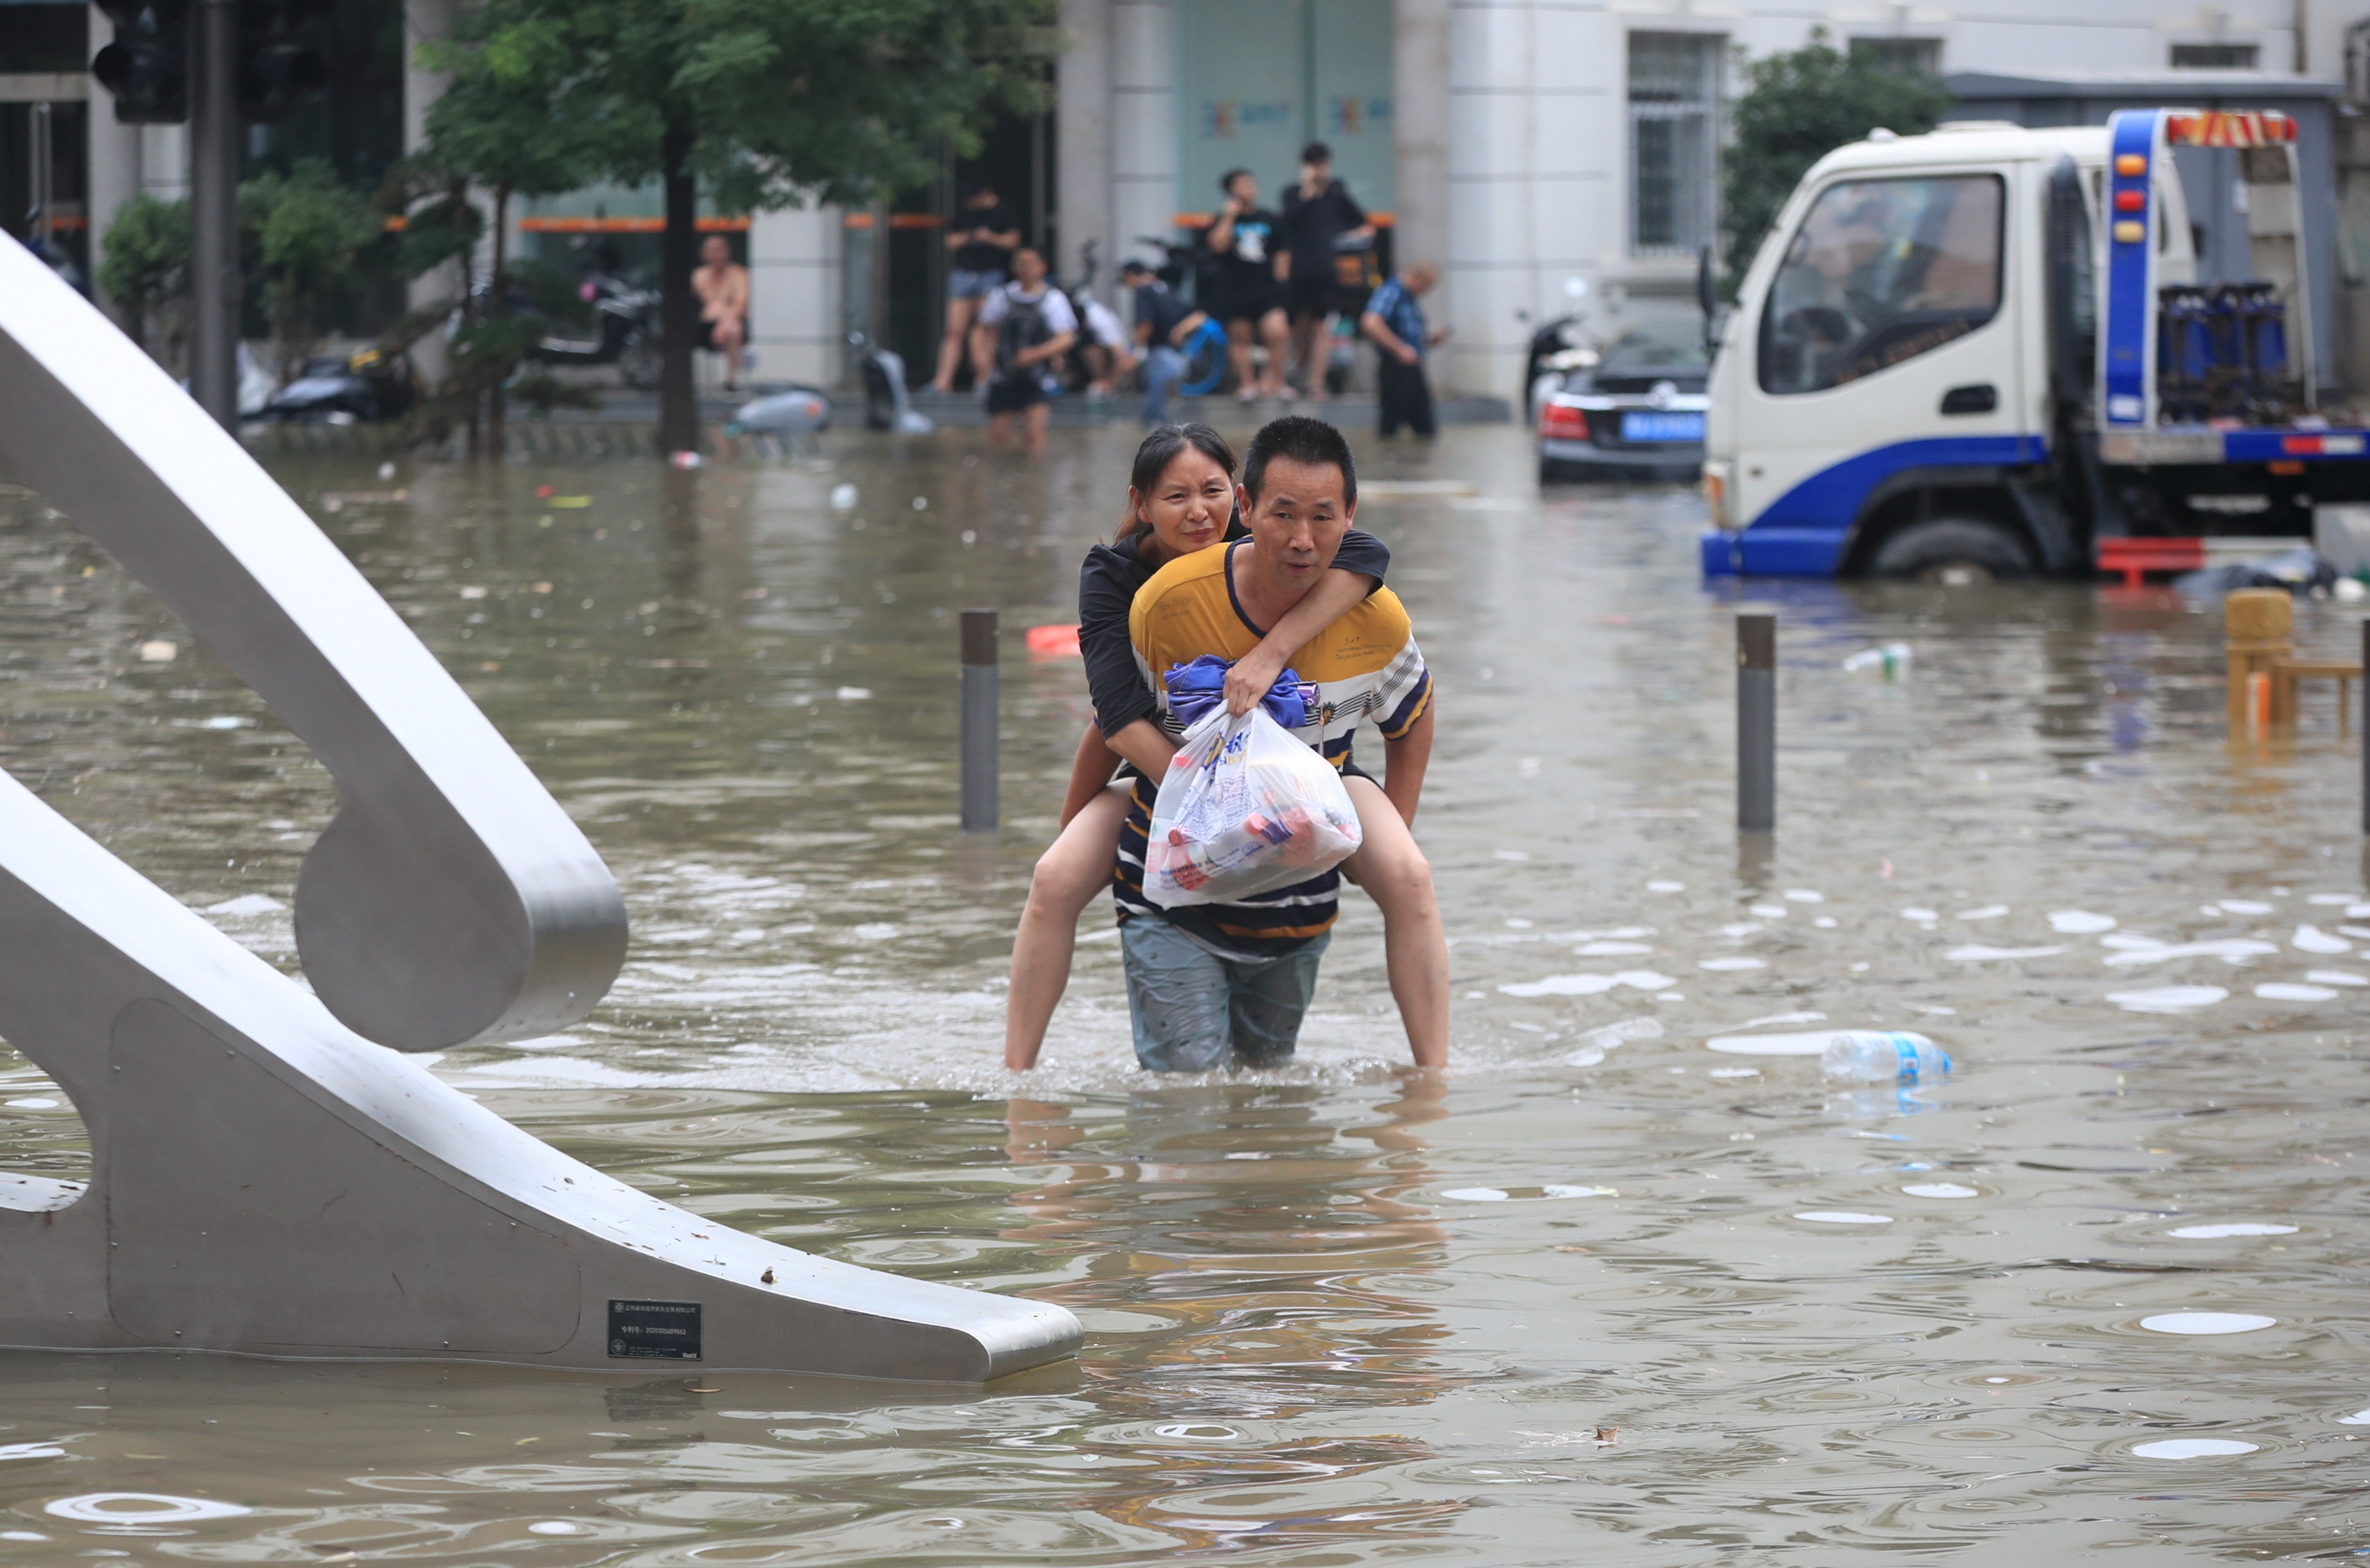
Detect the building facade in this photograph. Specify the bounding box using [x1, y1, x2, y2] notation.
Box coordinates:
[45, 0, 2370, 401]
[1055, 0, 2362, 399]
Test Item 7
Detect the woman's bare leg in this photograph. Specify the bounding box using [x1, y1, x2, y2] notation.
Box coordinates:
[1340, 776, 1448, 1068]
[931, 295, 979, 393]
[1005, 785, 1132, 1069]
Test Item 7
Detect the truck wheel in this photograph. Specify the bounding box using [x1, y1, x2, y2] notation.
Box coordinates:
[1868, 519, 2034, 584]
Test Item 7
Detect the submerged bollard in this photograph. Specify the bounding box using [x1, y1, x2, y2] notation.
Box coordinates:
[1738, 609, 1776, 833]
[960, 608, 999, 833]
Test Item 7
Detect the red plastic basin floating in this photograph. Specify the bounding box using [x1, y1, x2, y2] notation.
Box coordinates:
[1026, 623, 1082, 657]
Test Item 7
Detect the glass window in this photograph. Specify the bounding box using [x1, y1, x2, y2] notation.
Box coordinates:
[1849, 37, 1943, 76]
[1756, 175, 2003, 395]
[2170, 42, 2259, 69]
[1629, 33, 1721, 256]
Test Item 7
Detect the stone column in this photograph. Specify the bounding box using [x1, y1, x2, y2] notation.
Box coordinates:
[85, 2, 142, 326]
[1111, 0, 1175, 273]
[745, 205, 841, 388]
[402, 0, 458, 386]
[1055, 0, 1114, 286]
[1392, 0, 1449, 274]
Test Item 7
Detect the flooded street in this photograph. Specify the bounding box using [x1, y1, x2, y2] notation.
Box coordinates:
[1, 420, 2365, 1564]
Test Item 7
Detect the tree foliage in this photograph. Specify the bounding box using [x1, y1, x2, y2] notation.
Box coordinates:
[429, 0, 1057, 448]
[1720, 31, 1951, 282]
[240, 161, 386, 378]
[97, 191, 193, 356]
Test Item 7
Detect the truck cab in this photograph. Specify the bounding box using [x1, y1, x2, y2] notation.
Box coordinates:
[1700, 108, 2370, 581]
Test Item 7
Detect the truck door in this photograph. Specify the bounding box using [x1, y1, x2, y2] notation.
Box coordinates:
[1726, 166, 2035, 575]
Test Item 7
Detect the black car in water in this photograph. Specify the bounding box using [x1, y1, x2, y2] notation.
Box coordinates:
[1535, 329, 1708, 483]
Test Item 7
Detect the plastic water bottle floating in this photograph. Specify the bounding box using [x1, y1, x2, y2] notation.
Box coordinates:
[1820, 1031, 1953, 1083]
[1841, 643, 1913, 679]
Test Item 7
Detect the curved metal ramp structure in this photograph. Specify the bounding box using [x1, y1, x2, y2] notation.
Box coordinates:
[0, 236, 1080, 1380]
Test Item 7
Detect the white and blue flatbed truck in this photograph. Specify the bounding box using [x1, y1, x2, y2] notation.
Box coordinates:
[1699, 107, 2370, 582]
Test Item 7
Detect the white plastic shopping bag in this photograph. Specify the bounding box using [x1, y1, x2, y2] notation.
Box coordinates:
[1142, 707, 1363, 908]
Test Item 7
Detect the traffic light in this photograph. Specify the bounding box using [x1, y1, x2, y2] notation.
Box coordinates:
[91, 0, 191, 124]
[239, 0, 331, 122]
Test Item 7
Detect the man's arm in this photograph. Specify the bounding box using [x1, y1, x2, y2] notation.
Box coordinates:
[1378, 701, 1433, 827]
[1362, 306, 1417, 365]
[1018, 329, 1076, 367]
[1221, 566, 1376, 716]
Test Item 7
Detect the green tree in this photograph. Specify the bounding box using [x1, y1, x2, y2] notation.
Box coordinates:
[412, 14, 605, 452]
[241, 160, 386, 379]
[1720, 31, 1951, 284]
[97, 191, 193, 357]
[440, 0, 1055, 452]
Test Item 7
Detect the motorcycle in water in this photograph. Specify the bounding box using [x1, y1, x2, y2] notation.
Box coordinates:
[849, 331, 933, 433]
[470, 245, 664, 390]
[261, 347, 417, 424]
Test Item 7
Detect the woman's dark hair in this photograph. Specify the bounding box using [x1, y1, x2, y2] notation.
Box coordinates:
[1116, 423, 1238, 547]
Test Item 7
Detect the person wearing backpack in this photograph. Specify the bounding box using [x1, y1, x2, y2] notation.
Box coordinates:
[971, 247, 1079, 457]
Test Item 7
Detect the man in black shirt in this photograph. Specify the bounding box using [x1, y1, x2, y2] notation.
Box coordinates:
[931, 182, 1022, 394]
[1276, 143, 1372, 403]
[1204, 169, 1288, 400]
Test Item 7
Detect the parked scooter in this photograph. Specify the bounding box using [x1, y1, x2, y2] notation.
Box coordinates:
[849, 331, 933, 433]
[469, 241, 663, 390]
[261, 347, 417, 424]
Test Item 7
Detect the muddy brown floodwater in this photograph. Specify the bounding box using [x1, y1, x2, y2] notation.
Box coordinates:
[0, 421, 2365, 1564]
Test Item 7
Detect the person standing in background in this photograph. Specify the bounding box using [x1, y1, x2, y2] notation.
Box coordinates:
[1275, 143, 1372, 402]
[1359, 262, 1446, 438]
[692, 234, 752, 392]
[972, 247, 1078, 458]
[1205, 170, 1289, 402]
[931, 182, 1022, 394]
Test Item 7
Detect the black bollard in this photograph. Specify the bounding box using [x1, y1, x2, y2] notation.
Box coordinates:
[1738, 609, 1776, 833]
[960, 609, 998, 833]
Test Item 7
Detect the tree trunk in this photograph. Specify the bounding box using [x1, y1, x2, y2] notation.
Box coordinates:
[489, 184, 510, 460]
[657, 112, 699, 456]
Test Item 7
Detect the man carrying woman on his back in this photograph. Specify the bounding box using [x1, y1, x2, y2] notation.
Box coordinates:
[1003, 419, 1448, 1075]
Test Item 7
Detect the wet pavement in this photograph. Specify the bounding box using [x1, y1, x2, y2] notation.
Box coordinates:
[0, 422, 2365, 1563]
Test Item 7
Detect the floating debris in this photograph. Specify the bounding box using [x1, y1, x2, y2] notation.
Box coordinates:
[2139, 1312, 2274, 1335]
[2132, 1438, 2256, 1458]
[2106, 985, 2229, 1013]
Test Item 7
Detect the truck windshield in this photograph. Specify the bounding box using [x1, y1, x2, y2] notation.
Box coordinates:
[1757, 174, 2003, 395]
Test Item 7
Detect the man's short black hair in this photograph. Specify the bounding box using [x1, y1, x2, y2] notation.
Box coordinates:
[1243, 416, 1356, 507]
[1120, 259, 1154, 277]
[1220, 167, 1252, 195]
[959, 181, 996, 202]
[1300, 141, 1333, 166]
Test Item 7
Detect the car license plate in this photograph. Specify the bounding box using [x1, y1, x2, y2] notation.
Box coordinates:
[1623, 412, 1703, 443]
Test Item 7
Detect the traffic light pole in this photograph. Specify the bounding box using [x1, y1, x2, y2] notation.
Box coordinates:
[188, 0, 239, 428]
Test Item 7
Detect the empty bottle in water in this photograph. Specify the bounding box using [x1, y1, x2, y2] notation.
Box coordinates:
[1841, 643, 1912, 679]
[1820, 1031, 1953, 1083]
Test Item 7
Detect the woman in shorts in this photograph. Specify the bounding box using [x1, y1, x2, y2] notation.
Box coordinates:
[1204, 171, 1290, 401]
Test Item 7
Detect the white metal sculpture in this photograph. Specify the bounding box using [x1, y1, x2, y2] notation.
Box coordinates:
[0, 236, 1079, 1380]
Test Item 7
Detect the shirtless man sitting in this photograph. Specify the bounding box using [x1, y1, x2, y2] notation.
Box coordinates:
[692, 234, 750, 392]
